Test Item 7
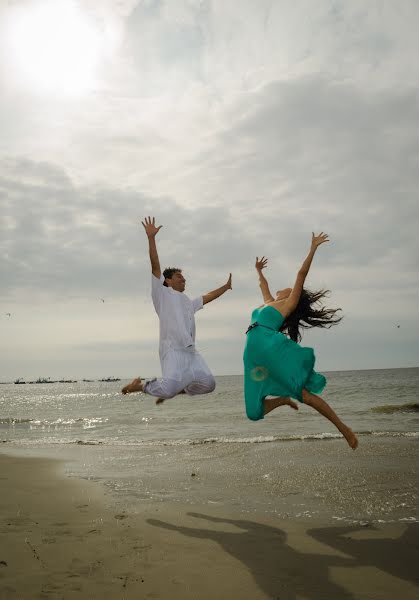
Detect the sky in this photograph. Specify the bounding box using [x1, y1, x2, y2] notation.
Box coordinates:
[0, 0, 418, 381]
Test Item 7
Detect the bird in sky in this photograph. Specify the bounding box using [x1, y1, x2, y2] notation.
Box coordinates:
[5, 313, 11, 317]
[100, 298, 105, 303]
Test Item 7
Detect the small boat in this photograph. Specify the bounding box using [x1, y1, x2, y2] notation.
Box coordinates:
[14, 378, 26, 384]
[99, 376, 121, 382]
[33, 377, 55, 384]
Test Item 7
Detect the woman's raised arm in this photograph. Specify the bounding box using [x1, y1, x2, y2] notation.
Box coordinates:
[283, 233, 329, 315]
[255, 256, 274, 303]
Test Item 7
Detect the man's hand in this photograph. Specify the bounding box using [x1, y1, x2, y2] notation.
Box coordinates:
[142, 216, 162, 277]
[142, 216, 162, 238]
[255, 256, 268, 272]
[203, 274, 232, 305]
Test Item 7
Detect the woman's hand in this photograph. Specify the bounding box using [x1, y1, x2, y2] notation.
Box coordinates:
[255, 256, 268, 271]
[311, 232, 329, 249]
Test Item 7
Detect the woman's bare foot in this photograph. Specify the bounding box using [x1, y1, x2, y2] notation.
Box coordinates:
[121, 377, 143, 395]
[343, 427, 359, 450]
[264, 396, 299, 415]
[284, 398, 299, 410]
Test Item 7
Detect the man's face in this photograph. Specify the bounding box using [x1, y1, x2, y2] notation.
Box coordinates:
[166, 271, 186, 292]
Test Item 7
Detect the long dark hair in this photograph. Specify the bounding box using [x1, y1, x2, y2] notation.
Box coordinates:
[279, 288, 342, 342]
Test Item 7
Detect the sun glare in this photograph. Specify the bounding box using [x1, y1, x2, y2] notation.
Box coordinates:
[6, 1, 105, 95]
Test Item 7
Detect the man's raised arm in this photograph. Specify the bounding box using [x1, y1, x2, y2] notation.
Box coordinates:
[203, 274, 232, 305]
[142, 216, 162, 278]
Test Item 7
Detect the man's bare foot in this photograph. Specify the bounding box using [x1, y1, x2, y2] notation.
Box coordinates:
[121, 377, 143, 395]
[285, 398, 299, 410]
[155, 389, 186, 405]
[343, 427, 359, 450]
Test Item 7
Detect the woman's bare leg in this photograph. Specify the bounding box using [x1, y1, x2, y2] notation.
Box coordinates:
[264, 396, 299, 416]
[302, 389, 358, 449]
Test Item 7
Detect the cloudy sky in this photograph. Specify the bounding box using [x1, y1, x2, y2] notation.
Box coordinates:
[1, 0, 418, 381]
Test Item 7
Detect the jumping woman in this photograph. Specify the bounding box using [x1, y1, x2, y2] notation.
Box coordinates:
[243, 232, 358, 449]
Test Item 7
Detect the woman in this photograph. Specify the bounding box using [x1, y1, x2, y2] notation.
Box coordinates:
[243, 232, 358, 449]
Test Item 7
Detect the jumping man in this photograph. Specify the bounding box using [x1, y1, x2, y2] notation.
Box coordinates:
[122, 217, 232, 402]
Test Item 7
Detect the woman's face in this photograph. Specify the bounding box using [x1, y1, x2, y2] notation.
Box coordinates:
[275, 287, 292, 301]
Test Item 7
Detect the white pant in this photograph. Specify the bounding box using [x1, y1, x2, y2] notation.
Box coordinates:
[144, 347, 216, 399]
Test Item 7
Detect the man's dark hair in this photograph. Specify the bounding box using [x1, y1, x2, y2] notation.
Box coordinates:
[163, 267, 182, 286]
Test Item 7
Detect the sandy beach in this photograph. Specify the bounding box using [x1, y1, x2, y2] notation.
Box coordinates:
[1, 451, 418, 600]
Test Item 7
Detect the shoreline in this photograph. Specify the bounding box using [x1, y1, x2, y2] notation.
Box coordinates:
[2, 435, 418, 525]
[1, 451, 418, 599]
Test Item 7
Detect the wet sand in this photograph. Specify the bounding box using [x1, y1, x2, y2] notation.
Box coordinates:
[0, 452, 418, 599]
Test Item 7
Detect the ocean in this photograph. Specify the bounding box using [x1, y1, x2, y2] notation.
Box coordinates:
[1, 368, 418, 524]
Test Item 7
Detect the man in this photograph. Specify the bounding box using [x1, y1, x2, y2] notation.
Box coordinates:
[122, 216, 232, 401]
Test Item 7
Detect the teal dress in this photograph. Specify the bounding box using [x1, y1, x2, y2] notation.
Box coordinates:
[243, 305, 326, 421]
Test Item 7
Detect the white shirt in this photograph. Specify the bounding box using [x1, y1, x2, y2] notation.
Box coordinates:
[151, 274, 203, 358]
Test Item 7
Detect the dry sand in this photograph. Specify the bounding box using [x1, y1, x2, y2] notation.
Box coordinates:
[0, 451, 418, 599]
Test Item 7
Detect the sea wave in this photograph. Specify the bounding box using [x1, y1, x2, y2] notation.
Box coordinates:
[371, 402, 419, 414]
[0, 417, 33, 424]
[370, 430, 418, 437]
[150, 430, 417, 445]
[2, 430, 417, 447]
[0, 417, 108, 427]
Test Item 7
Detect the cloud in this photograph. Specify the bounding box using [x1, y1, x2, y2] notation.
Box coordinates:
[1, 1, 418, 376]
[0, 157, 142, 299]
[2, 68, 418, 317]
[0, 157, 251, 302]
[181, 75, 419, 293]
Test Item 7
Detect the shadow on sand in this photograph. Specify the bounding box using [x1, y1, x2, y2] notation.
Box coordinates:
[148, 512, 355, 599]
[148, 513, 419, 599]
[308, 522, 419, 586]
